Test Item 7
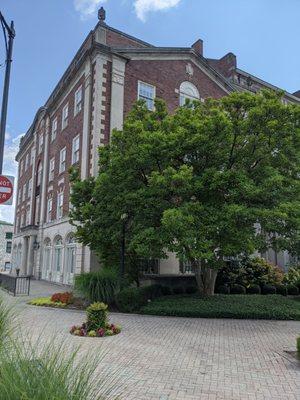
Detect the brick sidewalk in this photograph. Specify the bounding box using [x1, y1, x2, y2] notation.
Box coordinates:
[2, 280, 300, 399]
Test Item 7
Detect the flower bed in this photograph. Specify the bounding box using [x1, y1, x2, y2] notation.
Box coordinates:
[70, 302, 121, 338]
[28, 297, 67, 308]
[28, 292, 87, 309]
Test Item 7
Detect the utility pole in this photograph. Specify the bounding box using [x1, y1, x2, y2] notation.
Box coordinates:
[0, 12, 15, 175]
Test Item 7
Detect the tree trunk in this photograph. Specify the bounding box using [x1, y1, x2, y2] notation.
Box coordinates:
[194, 261, 218, 296]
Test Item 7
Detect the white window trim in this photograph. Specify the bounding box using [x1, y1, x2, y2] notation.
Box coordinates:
[47, 198, 53, 222]
[57, 191, 64, 219]
[72, 135, 80, 164]
[51, 118, 58, 142]
[138, 81, 156, 111]
[49, 157, 55, 181]
[59, 148, 66, 174]
[62, 103, 69, 130]
[74, 86, 82, 116]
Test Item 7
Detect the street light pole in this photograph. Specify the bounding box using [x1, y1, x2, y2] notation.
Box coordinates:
[0, 13, 15, 175]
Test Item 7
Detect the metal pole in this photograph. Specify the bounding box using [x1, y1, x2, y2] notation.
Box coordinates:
[0, 16, 15, 175]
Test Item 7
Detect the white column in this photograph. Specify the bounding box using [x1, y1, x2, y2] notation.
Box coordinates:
[21, 237, 28, 275]
[80, 59, 92, 180]
[110, 56, 126, 133]
[26, 235, 35, 276]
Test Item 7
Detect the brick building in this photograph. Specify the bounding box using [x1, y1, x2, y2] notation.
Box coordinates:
[12, 8, 300, 284]
[0, 220, 13, 272]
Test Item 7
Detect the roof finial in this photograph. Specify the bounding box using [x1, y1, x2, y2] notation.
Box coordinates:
[98, 6, 106, 23]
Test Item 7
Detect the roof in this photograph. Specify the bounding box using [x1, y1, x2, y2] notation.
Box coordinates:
[0, 220, 13, 226]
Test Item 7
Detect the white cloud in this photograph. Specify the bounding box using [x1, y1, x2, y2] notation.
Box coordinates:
[134, 0, 181, 21]
[0, 133, 23, 223]
[74, 0, 107, 19]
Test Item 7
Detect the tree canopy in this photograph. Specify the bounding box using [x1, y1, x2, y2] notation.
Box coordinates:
[70, 90, 300, 294]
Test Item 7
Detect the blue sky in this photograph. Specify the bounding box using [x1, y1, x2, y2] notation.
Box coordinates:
[1, 0, 300, 221]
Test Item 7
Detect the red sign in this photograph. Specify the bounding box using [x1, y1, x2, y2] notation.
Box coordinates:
[0, 175, 14, 205]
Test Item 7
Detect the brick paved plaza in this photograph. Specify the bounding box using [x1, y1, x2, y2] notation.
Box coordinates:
[3, 281, 300, 400]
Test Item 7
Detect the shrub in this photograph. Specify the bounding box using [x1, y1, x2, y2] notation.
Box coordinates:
[186, 286, 198, 294]
[28, 298, 67, 308]
[287, 285, 299, 296]
[86, 302, 108, 331]
[173, 286, 184, 295]
[216, 257, 284, 288]
[297, 337, 300, 353]
[216, 285, 230, 294]
[50, 292, 73, 305]
[261, 285, 276, 295]
[284, 267, 300, 287]
[161, 286, 172, 296]
[231, 284, 246, 294]
[246, 284, 261, 294]
[274, 284, 288, 296]
[74, 268, 119, 304]
[116, 284, 162, 313]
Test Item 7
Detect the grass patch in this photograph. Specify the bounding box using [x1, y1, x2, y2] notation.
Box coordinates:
[141, 294, 300, 320]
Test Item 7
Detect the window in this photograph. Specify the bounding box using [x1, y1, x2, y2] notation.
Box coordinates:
[5, 232, 12, 240]
[28, 178, 32, 198]
[62, 103, 69, 130]
[25, 208, 30, 226]
[57, 191, 64, 219]
[179, 82, 200, 106]
[47, 197, 53, 222]
[25, 153, 29, 170]
[6, 241, 12, 254]
[37, 162, 42, 186]
[20, 159, 24, 176]
[49, 157, 55, 181]
[30, 147, 34, 165]
[59, 148, 66, 173]
[138, 81, 155, 111]
[22, 184, 26, 201]
[38, 134, 44, 153]
[74, 86, 82, 115]
[51, 118, 58, 141]
[72, 135, 80, 164]
[35, 195, 40, 225]
[18, 188, 22, 205]
[54, 237, 63, 275]
[21, 211, 26, 227]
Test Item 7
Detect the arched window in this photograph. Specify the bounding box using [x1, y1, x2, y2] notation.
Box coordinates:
[53, 236, 63, 282]
[179, 82, 200, 106]
[65, 234, 76, 284]
[42, 238, 52, 280]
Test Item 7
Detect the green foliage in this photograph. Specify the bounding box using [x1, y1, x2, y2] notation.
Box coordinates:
[284, 267, 300, 288]
[161, 286, 172, 296]
[287, 285, 299, 296]
[28, 297, 67, 308]
[274, 284, 288, 296]
[186, 286, 198, 294]
[86, 302, 108, 331]
[141, 295, 300, 320]
[231, 284, 246, 294]
[217, 257, 284, 288]
[70, 91, 300, 295]
[261, 285, 276, 295]
[216, 285, 230, 294]
[74, 268, 119, 304]
[116, 284, 162, 313]
[246, 284, 261, 294]
[297, 337, 300, 353]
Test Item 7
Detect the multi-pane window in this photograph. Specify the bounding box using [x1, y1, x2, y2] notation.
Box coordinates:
[72, 135, 80, 164]
[62, 103, 69, 130]
[6, 241, 12, 254]
[28, 178, 32, 198]
[38, 134, 44, 153]
[25, 153, 29, 170]
[30, 147, 34, 165]
[179, 81, 200, 106]
[138, 81, 155, 111]
[59, 148, 66, 173]
[22, 184, 26, 201]
[5, 232, 12, 240]
[37, 163, 42, 186]
[51, 118, 58, 141]
[49, 157, 55, 181]
[74, 86, 82, 115]
[25, 207, 30, 226]
[18, 188, 22, 205]
[47, 197, 53, 222]
[20, 159, 24, 176]
[57, 191, 64, 219]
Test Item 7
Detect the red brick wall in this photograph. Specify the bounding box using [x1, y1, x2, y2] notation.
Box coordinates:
[47, 77, 85, 222]
[106, 30, 150, 48]
[123, 59, 228, 116]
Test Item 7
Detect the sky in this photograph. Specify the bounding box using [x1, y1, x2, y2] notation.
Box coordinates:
[1, 0, 300, 222]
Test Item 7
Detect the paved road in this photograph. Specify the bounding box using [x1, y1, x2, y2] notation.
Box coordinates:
[2, 280, 300, 400]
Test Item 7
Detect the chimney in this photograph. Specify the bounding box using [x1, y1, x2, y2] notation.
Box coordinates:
[192, 39, 203, 56]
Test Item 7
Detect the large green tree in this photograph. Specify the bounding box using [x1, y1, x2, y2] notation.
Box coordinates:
[70, 91, 300, 295]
